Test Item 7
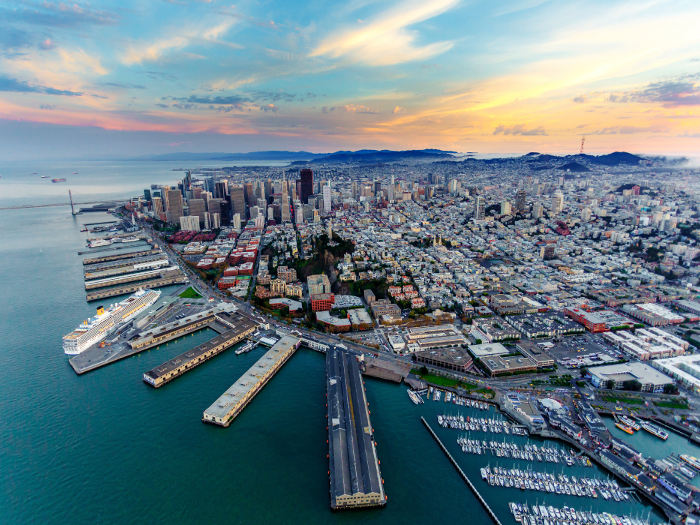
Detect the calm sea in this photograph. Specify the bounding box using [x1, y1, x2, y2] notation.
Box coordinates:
[0, 160, 677, 524]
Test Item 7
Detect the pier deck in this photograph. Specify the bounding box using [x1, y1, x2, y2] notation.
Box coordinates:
[85, 274, 188, 301]
[202, 335, 301, 427]
[83, 248, 162, 265]
[327, 348, 386, 510]
[143, 316, 257, 388]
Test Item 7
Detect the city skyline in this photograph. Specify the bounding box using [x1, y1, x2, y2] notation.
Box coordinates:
[1, 0, 699, 159]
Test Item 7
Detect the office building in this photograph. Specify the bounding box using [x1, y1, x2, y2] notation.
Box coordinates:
[180, 215, 200, 232]
[300, 168, 313, 204]
[165, 189, 183, 225]
[229, 184, 247, 220]
[322, 184, 331, 214]
[552, 190, 564, 214]
[474, 196, 485, 220]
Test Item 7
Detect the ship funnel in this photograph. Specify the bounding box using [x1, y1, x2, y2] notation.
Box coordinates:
[96, 306, 105, 315]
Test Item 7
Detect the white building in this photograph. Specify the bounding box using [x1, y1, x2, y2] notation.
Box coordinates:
[179, 215, 200, 232]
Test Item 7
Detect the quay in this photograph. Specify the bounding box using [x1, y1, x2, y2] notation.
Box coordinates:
[421, 416, 503, 525]
[143, 315, 257, 388]
[85, 274, 188, 301]
[77, 242, 151, 256]
[128, 305, 235, 351]
[202, 335, 301, 427]
[84, 257, 170, 280]
[83, 253, 167, 273]
[84, 266, 180, 290]
[83, 248, 162, 265]
[327, 348, 386, 510]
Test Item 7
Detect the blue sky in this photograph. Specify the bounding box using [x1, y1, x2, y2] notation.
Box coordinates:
[0, 0, 699, 158]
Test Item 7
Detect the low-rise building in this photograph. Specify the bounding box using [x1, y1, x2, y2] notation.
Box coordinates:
[414, 347, 473, 372]
[587, 362, 673, 392]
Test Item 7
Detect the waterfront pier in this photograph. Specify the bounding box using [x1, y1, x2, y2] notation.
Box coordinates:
[85, 274, 188, 301]
[326, 348, 386, 510]
[143, 316, 257, 388]
[421, 416, 503, 525]
[82, 248, 162, 265]
[202, 335, 301, 427]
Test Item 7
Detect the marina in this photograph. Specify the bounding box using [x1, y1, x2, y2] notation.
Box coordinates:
[480, 466, 627, 500]
[457, 437, 592, 466]
[202, 335, 301, 427]
[508, 502, 659, 525]
[142, 315, 258, 388]
[326, 348, 386, 510]
[437, 414, 529, 436]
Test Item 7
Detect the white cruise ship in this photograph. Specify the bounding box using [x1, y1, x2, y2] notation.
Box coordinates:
[63, 289, 161, 355]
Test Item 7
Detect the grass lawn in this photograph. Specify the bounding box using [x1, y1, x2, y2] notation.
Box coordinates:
[654, 398, 689, 409]
[411, 369, 477, 390]
[602, 395, 644, 405]
[179, 286, 202, 299]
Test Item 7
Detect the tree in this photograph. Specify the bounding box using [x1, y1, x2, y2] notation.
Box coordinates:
[604, 379, 616, 390]
[623, 379, 642, 391]
[663, 383, 679, 395]
[419, 365, 429, 376]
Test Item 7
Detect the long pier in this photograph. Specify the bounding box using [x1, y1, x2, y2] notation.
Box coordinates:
[85, 274, 188, 301]
[202, 336, 301, 427]
[84, 258, 171, 280]
[421, 417, 503, 525]
[83, 254, 167, 274]
[327, 348, 386, 510]
[128, 307, 228, 351]
[83, 248, 162, 265]
[143, 316, 257, 388]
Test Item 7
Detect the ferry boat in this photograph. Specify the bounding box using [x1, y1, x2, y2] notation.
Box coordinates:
[407, 389, 423, 405]
[119, 236, 140, 243]
[615, 422, 635, 435]
[619, 415, 641, 431]
[63, 289, 160, 355]
[51, 178, 66, 183]
[234, 340, 256, 355]
[680, 455, 700, 471]
[639, 420, 668, 440]
[88, 238, 113, 248]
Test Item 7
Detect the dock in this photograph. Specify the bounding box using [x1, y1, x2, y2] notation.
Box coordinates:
[361, 356, 411, 383]
[83, 248, 162, 265]
[327, 348, 386, 510]
[143, 315, 258, 388]
[84, 256, 170, 280]
[421, 416, 502, 525]
[85, 266, 181, 290]
[202, 335, 301, 427]
[85, 274, 188, 301]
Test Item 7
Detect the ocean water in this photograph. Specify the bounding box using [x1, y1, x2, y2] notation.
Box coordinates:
[0, 161, 676, 524]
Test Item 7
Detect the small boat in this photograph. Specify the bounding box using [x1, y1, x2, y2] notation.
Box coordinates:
[235, 340, 256, 355]
[51, 178, 66, 183]
[41, 175, 48, 178]
[407, 389, 423, 405]
[615, 422, 635, 435]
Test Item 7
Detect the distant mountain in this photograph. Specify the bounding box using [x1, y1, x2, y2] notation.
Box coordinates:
[136, 151, 325, 161]
[136, 149, 456, 163]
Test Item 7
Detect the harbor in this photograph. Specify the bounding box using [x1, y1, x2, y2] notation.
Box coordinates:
[143, 315, 258, 388]
[326, 347, 386, 510]
[202, 335, 301, 427]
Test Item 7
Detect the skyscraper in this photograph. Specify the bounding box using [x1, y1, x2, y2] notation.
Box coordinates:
[474, 196, 485, 220]
[322, 183, 331, 214]
[552, 190, 564, 214]
[188, 198, 206, 227]
[387, 174, 395, 203]
[229, 184, 247, 220]
[165, 189, 183, 225]
[515, 189, 527, 213]
[152, 196, 163, 219]
[300, 168, 313, 204]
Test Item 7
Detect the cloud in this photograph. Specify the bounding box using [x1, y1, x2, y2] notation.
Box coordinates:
[393, 105, 405, 114]
[591, 126, 663, 135]
[493, 124, 547, 136]
[310, 0, 458, 66]
[260, 104, 278, 112]
[609, 79, 700, 107]
[179, 94, 250, 105]
[573, 96, 585, 103]
[39, 104, 56, 110]
[0, 3, 118, 27]
[343, 104, 377, 113]
[0, 75, 82, 96]
[98, 82, 146, 90]
[122, 20, 236, 65]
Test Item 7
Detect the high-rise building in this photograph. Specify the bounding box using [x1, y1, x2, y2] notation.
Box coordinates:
[281, 192, 290, 222]
[165, 189, 183, 225]
[232, 213, 241, 231]
[552, 190, 564, 215]
[533, 202, 544, 219]
[188, 198, 206, 226]
[474, 196, 485, 220]
[215, 181, 228, 199]
[211, 212, 221, 229]
[581, 207, 592, 221]
[180, 215, 200, 232]
[515, 189, 527, 214]
[295, 205, 304, 225]
[501, 201, 512, 215]
[152, 196, 164, 219]
[244, 183, 255, 207]
[308, 274, 331, 295]
[322, 184, 332, 214]
[144, 189, 152, 202]
[300, 168, 313, 204]
[229, 184, 247, 220]
[540, 244, 555, 260]
[387, 174, 395, 203]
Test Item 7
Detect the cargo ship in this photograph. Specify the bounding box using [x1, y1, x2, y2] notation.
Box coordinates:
[51, 178, 66, 183]
[63, 289, 161, 355]
[639, 420, 668, 440]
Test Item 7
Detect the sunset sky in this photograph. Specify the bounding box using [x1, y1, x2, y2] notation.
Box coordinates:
[1, 0, 699, 158]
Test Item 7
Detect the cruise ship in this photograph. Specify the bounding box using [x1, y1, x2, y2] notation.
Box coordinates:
[63, 289, 161, 355]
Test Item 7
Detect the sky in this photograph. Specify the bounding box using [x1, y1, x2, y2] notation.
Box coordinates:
[0, 0, 699, 159]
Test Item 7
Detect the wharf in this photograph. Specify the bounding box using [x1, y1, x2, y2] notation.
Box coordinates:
[77, 242, 151, 256]
[143, 316, 257, 388]
[85, 274, 187, 301]
[128, 305, 236, 351]
[327, 348, 386, 510]
[84, 258, 170, 280]
[85, 267, 180, 290]
[83, 248, 162, 265]
[83, 253, 166, 273]
[202, 335, 301, 427]
[361, 356, 411, 383]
